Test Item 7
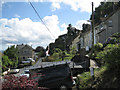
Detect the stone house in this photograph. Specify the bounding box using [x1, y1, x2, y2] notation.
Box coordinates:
[70, 34, 81, 52]
[79, 25, 92, 51]
[17, 44, 35, 63]
[95, 7, 120, 44]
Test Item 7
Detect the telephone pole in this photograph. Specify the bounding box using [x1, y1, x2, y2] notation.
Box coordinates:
[92, 2, 94, 49]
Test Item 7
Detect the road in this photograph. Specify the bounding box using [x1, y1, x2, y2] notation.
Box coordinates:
[2, 58, 78, 89]
[15, 58, 43, 77]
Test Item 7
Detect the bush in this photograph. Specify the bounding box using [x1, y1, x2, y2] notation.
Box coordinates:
[103, 33, 120, 47]
[78, 72, 92, 89]
[43, 56, 55, 62]
[94, 43, 103, 51]
[2, 74, 48, 90]
[2, 75, 38, 89]
[103, 44, 120, 69]
[96, 44, 120, 69]
[89, 43, 103, 59]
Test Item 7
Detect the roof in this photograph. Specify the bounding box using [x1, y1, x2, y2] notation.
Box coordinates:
[17, 44, 33, 50]
[17, 44, 25, 50]
[26, 60, 71, 70]
[94, 7, 120, 27]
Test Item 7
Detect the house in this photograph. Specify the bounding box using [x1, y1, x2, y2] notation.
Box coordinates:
[95, 7, 120, 44]
[79, 24, 92, 51]
[70, 24, 92, 52]
[70, 34, 81, 52]
[17, 44, 35, 63]
[49, 24, 80, 54]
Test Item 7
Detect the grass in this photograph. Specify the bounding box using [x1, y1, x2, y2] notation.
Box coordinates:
[94, 66, 107, 77]
[78, 71, 92, 89]
[77, 65, 120, 88]
[77, 66, 107, 89]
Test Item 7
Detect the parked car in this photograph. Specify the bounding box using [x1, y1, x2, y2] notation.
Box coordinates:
[22, 58, 35, 64]
[30, 63, 74, 89]
[27, 58, 35, 62]
[22, 60, 31, 64]
[8, 69, 20, 74]
[20, 70, 29, 78]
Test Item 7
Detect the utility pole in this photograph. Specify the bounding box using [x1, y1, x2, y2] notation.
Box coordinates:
[92, 2, 94, 49]
[91, 2, 95, 81]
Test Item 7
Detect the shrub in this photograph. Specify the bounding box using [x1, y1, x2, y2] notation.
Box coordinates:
[96, 44, 120, 67]
[2, 74, 48, 90]
[89, 43, 103, 59]
[94, 43, 103, 52]
[43, 56, 55, 62]
[103, 44, 120, 69]
[78, 72, 92, 89]
[103, 33, 120, 47]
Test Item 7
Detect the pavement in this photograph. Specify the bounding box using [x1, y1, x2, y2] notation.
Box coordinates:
[90, 59, 99, 68]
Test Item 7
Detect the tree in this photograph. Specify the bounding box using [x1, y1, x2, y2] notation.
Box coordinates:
[4, 45, 18, 67]
[35, 46, 45, 52]
[53, 48, 63, 59]
[37, 51, 46, 58]
[35, 46, 46, 57]
[2, 55, 13, 72]
[0, 58, 2, 73]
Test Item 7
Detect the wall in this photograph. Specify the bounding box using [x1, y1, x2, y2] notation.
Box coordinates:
[95, 9, 120, 44]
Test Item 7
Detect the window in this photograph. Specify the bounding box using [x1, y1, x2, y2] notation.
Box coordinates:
[108, 20, 112, 27]
[99, 24, 103, 30]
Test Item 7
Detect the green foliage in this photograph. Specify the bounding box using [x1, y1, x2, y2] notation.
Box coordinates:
[78, 33, 120, 89]
[78, 72, 92, 89]
[2, 55, 11, 66]
[35, 46, 46, 57]
[96, 51, 106, 60]
[103, 44, 120, 69]
[2, 55, 13, 72]
[96, 44, 120, 69]
[94, 43, 103, 52]
[94, 66, 107, 77]
[77, 66, 108, 89]
[4, 45, 18, 60]
[70, 47, 77, 57]
[53, 48, 62, 59]
[43, 48, 73, 62]
[37, 51, 45, 58]
[112, 32, 120, 38]
[3, 45, 18, 68]
[90, 33, 120, 67]
[0, 58, 2, 73]
[89, 43, 103, 59]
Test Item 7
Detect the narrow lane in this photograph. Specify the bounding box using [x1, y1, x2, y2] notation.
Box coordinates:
[15, 58, 43, 77]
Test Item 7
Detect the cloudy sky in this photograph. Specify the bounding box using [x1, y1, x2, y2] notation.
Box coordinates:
[0, 0, 104, 50]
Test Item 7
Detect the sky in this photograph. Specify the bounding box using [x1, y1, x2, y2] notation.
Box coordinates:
[0, 0, 104, 51]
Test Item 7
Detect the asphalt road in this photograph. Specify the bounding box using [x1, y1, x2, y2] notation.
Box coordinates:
[14, 58, 43, 77]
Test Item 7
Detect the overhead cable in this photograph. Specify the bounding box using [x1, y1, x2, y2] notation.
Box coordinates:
[28, 0, 55, 39]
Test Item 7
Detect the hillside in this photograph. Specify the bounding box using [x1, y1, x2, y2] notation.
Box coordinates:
[77, 33, 120, 89]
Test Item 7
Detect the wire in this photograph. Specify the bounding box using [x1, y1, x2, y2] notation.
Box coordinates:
[28, 0, 55, 39]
